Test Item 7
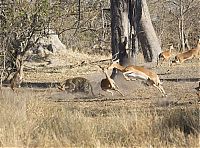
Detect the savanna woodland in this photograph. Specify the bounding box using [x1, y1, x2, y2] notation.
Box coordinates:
[0, 0, 199, 147]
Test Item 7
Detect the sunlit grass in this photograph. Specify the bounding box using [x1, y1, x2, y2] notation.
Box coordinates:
[0, 89, 199, 147]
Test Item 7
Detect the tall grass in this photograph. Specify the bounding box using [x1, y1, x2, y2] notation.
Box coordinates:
[0, 89, 199, 147]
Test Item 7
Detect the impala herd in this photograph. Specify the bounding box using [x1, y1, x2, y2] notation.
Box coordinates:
[99, 37, 199, 97]
[10, 38, 200, 98]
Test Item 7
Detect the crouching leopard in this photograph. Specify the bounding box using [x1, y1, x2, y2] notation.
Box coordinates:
[58, 77, 95, 96]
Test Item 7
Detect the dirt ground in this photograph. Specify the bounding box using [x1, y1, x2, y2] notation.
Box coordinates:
[2, 51, 200, 109]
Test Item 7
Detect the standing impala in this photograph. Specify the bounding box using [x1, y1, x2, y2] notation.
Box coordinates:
[157, 44, 174, 67]
[108, 62, 167, 97]
[173, 38, 200, 64]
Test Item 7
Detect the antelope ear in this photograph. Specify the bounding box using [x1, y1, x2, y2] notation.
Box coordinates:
[98, 65, 103, 69]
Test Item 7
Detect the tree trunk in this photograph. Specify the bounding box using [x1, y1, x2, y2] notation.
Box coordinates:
[110, 0, 129, 67]
[184, 29, 191, 50]
[180, 0, 185, 52]
[139, 0, 161, 62]
[110, 0, 162, 74]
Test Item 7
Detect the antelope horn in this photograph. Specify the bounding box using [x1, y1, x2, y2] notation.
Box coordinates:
[112, 52, 119, 62]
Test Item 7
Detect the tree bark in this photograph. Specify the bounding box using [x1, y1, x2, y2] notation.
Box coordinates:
[139, 0, 162, 62]
[110, 0, 129, 66]
[180, 0, 185, 52]
[110, 0, 162, 73]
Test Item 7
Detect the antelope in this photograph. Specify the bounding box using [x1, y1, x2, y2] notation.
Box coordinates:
[108, 61, 167, 97]
[157, 44, 174, 67]
[99, 66, 124, 96]
[10, 57, 24, 91]
[173, 38, 200, 64]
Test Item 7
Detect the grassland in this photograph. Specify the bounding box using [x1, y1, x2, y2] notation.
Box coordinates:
[0, 50, 199, 147]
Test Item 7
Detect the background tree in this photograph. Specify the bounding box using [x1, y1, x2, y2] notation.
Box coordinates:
[0, 0, 111, 84]
[0, 0, 58, 83]
[148, 0, 200, 50]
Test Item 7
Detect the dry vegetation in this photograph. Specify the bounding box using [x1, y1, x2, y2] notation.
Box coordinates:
[0, 88, 199, 147]
[0, 51, 199, 147]
[0, 1, 199, 147]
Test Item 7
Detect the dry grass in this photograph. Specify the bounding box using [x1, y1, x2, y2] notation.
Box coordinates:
[0, 89, 199, 147]
[1, 50, 199, 147]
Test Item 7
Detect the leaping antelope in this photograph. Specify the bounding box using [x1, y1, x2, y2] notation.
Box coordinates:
[173, 38, 200, 64]
[108, 62, 167, 97]
[99, 66, 124, 96]
[157, 44, 174, 67]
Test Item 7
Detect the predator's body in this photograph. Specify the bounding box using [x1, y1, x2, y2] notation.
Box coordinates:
[58, 77, 94, 96]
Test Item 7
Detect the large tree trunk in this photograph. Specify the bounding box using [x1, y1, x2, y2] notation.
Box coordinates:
[110, 0, 129, 78]
[139, 0, 162, 62]
[110, 0, 129, 66]
[110, 0, 161, 73]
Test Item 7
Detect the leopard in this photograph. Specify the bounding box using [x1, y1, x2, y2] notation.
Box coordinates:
[58, 77, 95, 96]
